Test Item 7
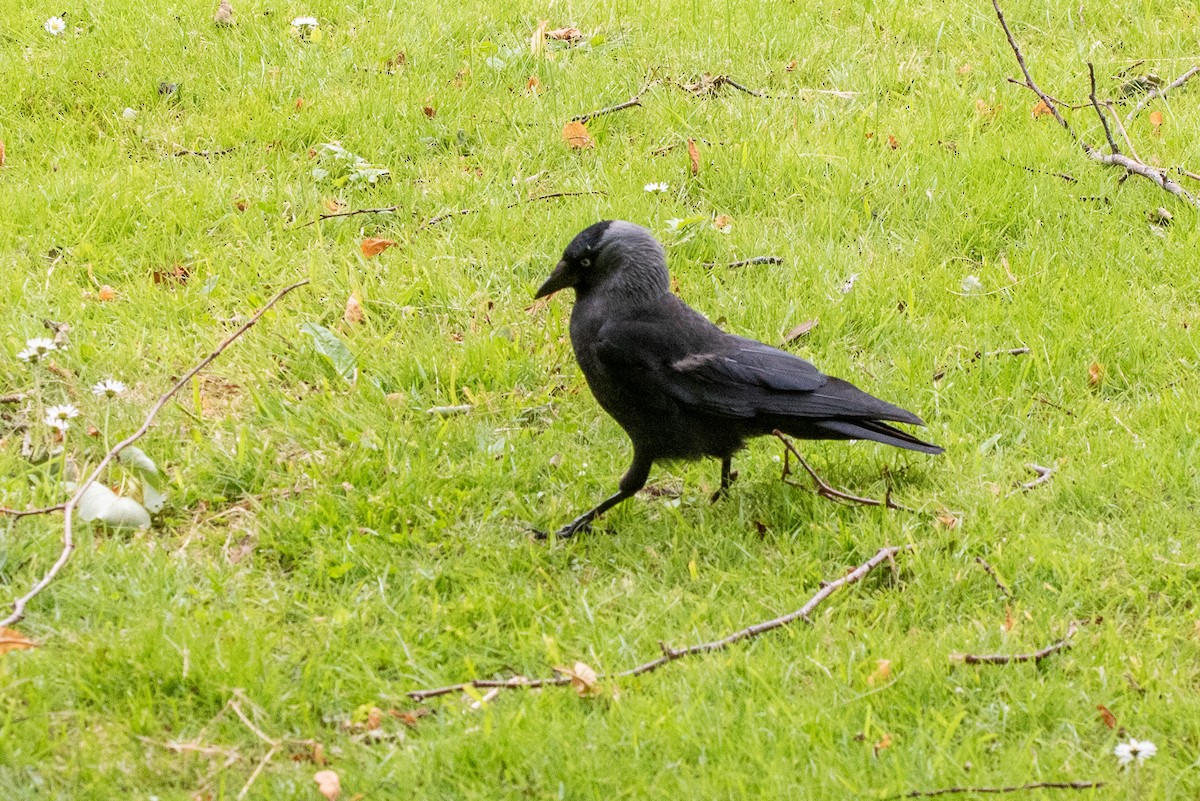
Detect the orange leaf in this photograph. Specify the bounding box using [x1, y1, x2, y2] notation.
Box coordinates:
[422, 105, 436, 118]
[785, 59, 798, 72]
[1088, 362, 1104, 387]
[526, 76, 542, 95]
[867, 659, 892, 686]
[687, 138, 700, 175]
[97, 285, 117, 301]
[152, 264, 189, 285]
[1032, 99, 1052, 118]
[344, 293, 365, 324]
[1097, 704, 1117, 729]
[360, 238, 397, 258]
[0, 626, 38, 655]
[873, 733, 893, 756]
[561, 120, 593, 149]
[323, 198, 343, 213]
[0, 139, 5, 167]
[886, 134, 900, 150]
[235, 199, 248, 212]
[554, 661, 602, 697]
[1003, 604, 1015, 632]
[314, 770, 341, 801]
[957, 63, 973, 75]
[935, 510, 960, 529]
[295, 97, 305, 109]
[1149, 110, 1164, 127]
[547, 27, 583, 42]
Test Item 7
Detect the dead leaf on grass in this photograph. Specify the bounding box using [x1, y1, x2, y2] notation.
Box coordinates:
[554, 661, 602, 697]
[97, 285, 117, 302]
[785, 59, 798, 72]
[314, 769, 341, 801]
[548, 27, 583, 42]
[886, 134, 900, 150]
[1032, 99, 1052, 118]
[783, 318, 818, 342]
[343, 293, 365, 324]
[867, 659, 891, 686]
[687, 138, 700, 175]
[213, 0, 234, 26]
[526, 76, 542, 95]
[1097, 704, 1118, 729]
[0, 140, 6, 167]
[0, 626, 38, 655]
[1088, 362, 1104, 387]
[389, 707, 433, 728]
[152, 264, 189, 285]
[935, 510, 960, 529]
[360, 238, 397, 258]
[1149, 109, 1163, 136]
[531, 19, 548, 54]
[561, 121, 593, 149]
[873, 732, 893, 756]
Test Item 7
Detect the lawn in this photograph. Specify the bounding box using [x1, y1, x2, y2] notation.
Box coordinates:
[2, 0, 1199, 798]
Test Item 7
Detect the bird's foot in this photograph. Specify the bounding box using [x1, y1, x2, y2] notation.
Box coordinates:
[554, 517, 594, 539]
[709, 470, 738, 504]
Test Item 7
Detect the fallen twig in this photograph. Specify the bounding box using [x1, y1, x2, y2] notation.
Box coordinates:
[720, 75, 857, 100]
[572, 95, 642, 123]
[999, 156, 1077, 183]
[992, 0, 1200, 208]
[1124, 64, 1200, 126]
[1, 393, 26, 403]
[887, 781, 1104, 799]
[703, 256, 785, 269]
[0, 280, 309, 628]
[299, 205, 402, 228]
[171, 145, 238, 158]
[974, 556, 1014, 599]
[1005, 463, 1055, 498]
[773, 430, 911, 511]
[408, 544, 908, 701]
[951, 620, 1081, 665]
[0, 503, 67, 519]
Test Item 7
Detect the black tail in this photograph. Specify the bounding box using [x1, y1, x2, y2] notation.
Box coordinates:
[815, 419, 944, 455]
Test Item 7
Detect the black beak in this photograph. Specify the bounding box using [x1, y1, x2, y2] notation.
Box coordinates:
[534, 260, 571, 299]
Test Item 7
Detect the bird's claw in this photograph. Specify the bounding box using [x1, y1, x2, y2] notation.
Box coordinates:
[554, 519, 593, 539]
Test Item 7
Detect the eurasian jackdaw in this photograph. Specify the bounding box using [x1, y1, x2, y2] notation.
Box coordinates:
[535, 220, 942, 538]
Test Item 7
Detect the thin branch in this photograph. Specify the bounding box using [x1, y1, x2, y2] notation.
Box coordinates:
[0, 393, 26, 403]
[991, 0, 1078, 138]
[1006, 463, 1055, 498]
[408, 544, 908, 701]
[999, 156, 1077, 183]
[229, 699, 280, 747]
[773, 431, 911, 511]
[1124, 64, 1200, 126]
[420, 207, 477, 229]
[0, 280, 309, 628]
[951, 620, 1080, 665]
[721, 76, 857, 100]
[974, 556, 1014, 599]
[0, 503, 66, 519]
[571, 96, 642, 123]
[702, 256, 785, 269]
[1089, 150, 1198, 205]
[888, 781, 1104, 799]
[237, 743, 280, 800]
[1087, 64, 1120, 155]
[1102, 101, 1144, 163]
[298, 205, 402, 228]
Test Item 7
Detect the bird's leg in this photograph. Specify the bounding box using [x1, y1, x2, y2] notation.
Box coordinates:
[709, 456, 738, 503]
[546, 453, 652, 539]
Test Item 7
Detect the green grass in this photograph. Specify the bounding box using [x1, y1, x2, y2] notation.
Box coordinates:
[3, 0, 1200, 797]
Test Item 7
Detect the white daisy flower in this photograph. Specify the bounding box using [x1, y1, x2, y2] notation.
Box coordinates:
[44, 16, 67, 35]
[1114, 739, 1156, 766]
[44, 403, 80, 431]
[961, 274, 983, 294]
[91, 379, 127, 399]
[17, 337, 57, 363]
[644, 182, 669, 193]
[291, 15, 319, 28]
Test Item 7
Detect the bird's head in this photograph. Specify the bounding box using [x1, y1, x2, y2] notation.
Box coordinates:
[535, 220, 670, 301]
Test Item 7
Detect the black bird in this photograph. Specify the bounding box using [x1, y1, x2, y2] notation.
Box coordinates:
[535, 220, 942, 538]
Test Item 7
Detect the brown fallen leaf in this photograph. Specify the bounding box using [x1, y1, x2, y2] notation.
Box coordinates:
[422, 105, 435, 118]
[1088, 362, 1104, 387]
[1097, 704, 1118, 729]
[452, 67, 471, 88]
[547, 27, 583, 42]
[866, 659, 891, 686]
[935, 510, 960, 529]
[390, 707, 433, 728]
[783, 318, 818, 343]
[1149, 109, 1163, 137]
[0, 140, 6, 167]
[295, 97, 305, 110]
[360, 238, 397, 258]
[785, 59, 798, 72]
[0, 626, 38, 655]
[314, 769, 341, 801]
[87, 425, 101, 438]
[561, 120, 593, 149]
[344, 293, 365, 324]
[886, 134, 900, 150]
[385, 51, 406, 71]
[687, 138, 699, 175]
[554, 661, 602, 697]
[957, 63, 973, 75]
[974, 98, 1002, 121]
[873, 732, 893, 756]
[323, 198, 343, 213]
[1032, 99, 1052, 117]
[366, 706, 383, 730]
[235, 198, 248, 212]
[526, 75, 542, 95]
[712, 214, 731, 232]
[152, 264, 189, 285]
[97, 285, 117, 301]
[213, 0, 234, 26]
[1002, 605, 1015, 632]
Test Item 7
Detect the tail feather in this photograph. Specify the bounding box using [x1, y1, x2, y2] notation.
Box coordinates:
[816, 419, 944, 455]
